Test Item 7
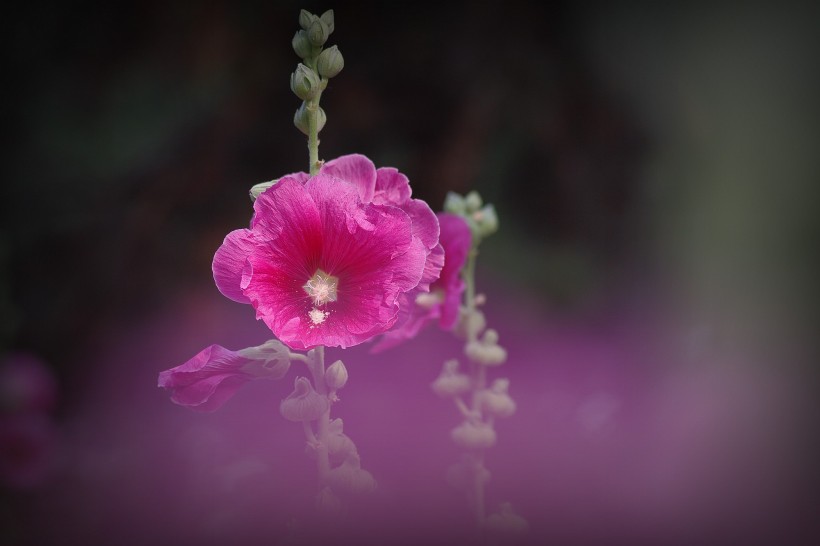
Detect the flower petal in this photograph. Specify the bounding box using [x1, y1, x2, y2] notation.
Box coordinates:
[321, 154, 377, 203]
[418, 242, 445, 292]
[373, 167, 411, 206]
[212, 229, 255, 303]
[436, 213, 472, 328]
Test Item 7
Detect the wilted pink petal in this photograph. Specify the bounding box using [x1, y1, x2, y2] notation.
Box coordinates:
[158, 343, 289, 412]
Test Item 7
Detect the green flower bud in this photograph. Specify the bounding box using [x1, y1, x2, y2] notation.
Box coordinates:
[290, 64, 320, 101]
[451, 421, 497, 450]
[280, 376, 329, 422]
[325, 359, 348, 390]
[294, 102, 327, 136]
[299, 9, 317, 30]
[292, 30, 312, 59]
[320, 10, 335, 34]
[308, 18, 330, 46]
[444, 191, 467, 215]
[473, 204, 499, 237]
[317, 45, 344, 78]
[249, 180, 277, 202]
[464, 191, 483, 213]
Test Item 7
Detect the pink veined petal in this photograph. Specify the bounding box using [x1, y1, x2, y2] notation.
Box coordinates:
[321, 154, 377, 203]
[373, 167, 412, 206]
[212, 229, 256, 304]
[252, 176, 425, 349]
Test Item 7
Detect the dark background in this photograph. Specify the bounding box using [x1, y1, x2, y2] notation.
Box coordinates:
[1, 1, 818, 544]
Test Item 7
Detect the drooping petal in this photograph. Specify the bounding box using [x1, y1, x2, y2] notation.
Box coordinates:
[158, 345, 254, 412]
[321, 154, 377, 203]
[212, 229, 256, 304]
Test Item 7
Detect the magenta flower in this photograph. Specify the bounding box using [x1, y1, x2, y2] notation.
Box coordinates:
[372, 213, 472, 351]
[212, 154, 440, 349]
[158, 342, 291, 412]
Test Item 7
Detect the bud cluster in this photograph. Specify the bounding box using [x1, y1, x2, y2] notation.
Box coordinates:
[444, 191, 499, 243]
[290, 9, 344, 136]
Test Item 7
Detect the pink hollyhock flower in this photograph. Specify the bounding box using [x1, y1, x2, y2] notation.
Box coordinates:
[212, 155, 440, 349]
[158, 341, 291, 412]
[372, 213, 472, 352]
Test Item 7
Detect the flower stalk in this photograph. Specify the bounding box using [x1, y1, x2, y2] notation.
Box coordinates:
[439, 192, 528, 536]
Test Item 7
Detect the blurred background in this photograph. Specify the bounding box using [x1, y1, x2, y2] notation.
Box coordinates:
[1, 0, 818, 544]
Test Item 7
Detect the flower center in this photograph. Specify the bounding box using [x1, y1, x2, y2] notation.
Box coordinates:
[303, 269, 339, 307]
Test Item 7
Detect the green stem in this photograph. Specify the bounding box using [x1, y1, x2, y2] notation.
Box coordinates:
[306, 97, 321, 175]
[307, 346, 331, 482]
[462, 245, 487, 529]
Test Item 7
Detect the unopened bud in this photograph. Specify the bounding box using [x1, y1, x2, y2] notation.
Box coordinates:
[290, 64, 320, 101]
[294, 102, 327, 135]
[292, 30, 312, 59]
[444, 192, 467, 215]
[320, 10, 335, 34]
[325, 360, 348, 390]
[455, 309, 486, 340]
[477, 388, 516, 418]
[486, 502, 529, 534]
[299, 9, 317, 30]
[465, 340, 507, 366]
[317, 45, 344, 78]
[473, 204, 499, 237]
[326, 454, 377, 495]
[280, 376, 328, 422]
[451, 421, 497, 450]
[249, 180, 276, 202]
[307, 18, 330, 47]
[464, 191, 483, 213]
[415, 291, 443, 310]
[483, 329, 499, 345]
[431, 359, 471, 397]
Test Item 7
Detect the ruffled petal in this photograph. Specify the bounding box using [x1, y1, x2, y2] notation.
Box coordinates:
[373, 167, 412, 206]
[438, 213, 471, 283]
[321, 154, 377, 203]
[212, 229, 255, 303]
[436, 213, 472, 328]
[418, 243, 445, 292]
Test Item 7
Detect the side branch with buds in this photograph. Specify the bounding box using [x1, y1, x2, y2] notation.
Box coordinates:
[434, 191, 528, 537]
